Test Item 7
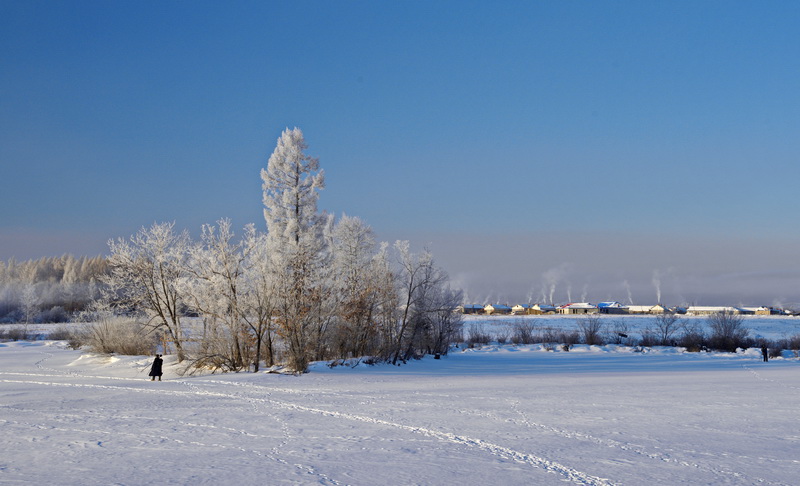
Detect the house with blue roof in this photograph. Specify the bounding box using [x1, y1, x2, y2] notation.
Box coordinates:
[460, 304, 485, 314]
[597, 302, 628, 314]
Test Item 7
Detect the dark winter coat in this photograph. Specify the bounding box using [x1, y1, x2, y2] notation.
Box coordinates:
[149, 356, 163, 377]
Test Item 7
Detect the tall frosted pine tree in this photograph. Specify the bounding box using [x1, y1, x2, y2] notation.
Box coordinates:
[261, 127, 328, 372]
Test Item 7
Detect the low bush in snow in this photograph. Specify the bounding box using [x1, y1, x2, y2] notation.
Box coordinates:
[768, 346, 783, 359]
[777, 334, 800, 351]
[577, 317, 605, 345]
[707, 312, 750, 352]
[0, 325, 34, 341]
[538, 327, 581, 347]
[653, 313, 683, 346]
[770, 334, 800, 358]
[494, 330, 509, 344]
[47, 324, 79, 342]
[607, 320, 635, 345]
[511, 321, 538, 344]
[84, 318, 158, 356]
[639, 328, 660, 347]
[676, 322, 706, 352]
[465, 324, 492, 347]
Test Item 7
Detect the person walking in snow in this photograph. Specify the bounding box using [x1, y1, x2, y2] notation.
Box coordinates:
[149, 354, 163, 380]
[761, 344, 769, 362]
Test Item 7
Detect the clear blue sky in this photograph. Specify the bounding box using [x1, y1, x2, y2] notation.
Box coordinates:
[2, 1, 800, 306]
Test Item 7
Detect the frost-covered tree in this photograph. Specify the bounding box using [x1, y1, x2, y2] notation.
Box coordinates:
[369, 242, 400, 356]
[182, 219, 252, 371]
[181, 219, 278, 372]
[240, 224, 278, 370]
[329, 215, 382, 359]
[261, 127, 329, 372]
[419, 282, 463, 356]
[103, 222, 190, 361]
[20, 283, 39, 325]
[261, 127, 325, 248]
[388, 241, 451, 364]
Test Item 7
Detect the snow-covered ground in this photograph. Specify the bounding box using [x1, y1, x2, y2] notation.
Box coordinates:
[2, 340, 799, 485]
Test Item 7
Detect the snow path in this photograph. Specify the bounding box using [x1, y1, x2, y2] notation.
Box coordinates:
[178, 377, 794, 486]
[187, 378, 782, 485]
[2, 341, 799, 485]
[0, 376, 613, 486]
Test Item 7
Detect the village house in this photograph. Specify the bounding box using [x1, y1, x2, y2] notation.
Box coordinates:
[558, 303, 598, 315]
[597, 302, 628, 314]
[511, 304, 531, 315]
[529, 304, 558, 314]
[738, 306, 772, 315]
[484, 304, 512, 315]
[627, 304, 668, 315]
[685, 306, 742, 315]
[459, 304, 485, 314]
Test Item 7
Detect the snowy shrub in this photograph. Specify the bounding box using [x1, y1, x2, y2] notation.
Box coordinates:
[466, 324, 492, 346]
[707, 312, 750, 352]
[185, 321, 259, 373]
[495, 330, 509, 344]
[577, 317, 604, 345]
[85, 318, 157, 356]
[544, 329, 563, 344]
[511, 321, 537, 344]
[560, 329, 581, 346]
[676, 321, 706, 352]
[653, 313, 683, 346]
[639, 328, 659, 347]
[560, 329, 580, 347]
[607, 320, 633, 345]
[772, 334, 800, 357]
[67, 331, 87, 350]
[541, 327, 580, 347]
[0, 325, 33, 341]
[185, 352, 242, 374]
[47, 324, 78, 341]
[45, 322, 90, 349]
[540, 327, 560, 344]
[781, 334, 800, 351]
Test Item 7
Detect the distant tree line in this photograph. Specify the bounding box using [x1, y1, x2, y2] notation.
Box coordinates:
[0, 255, 107, 323]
